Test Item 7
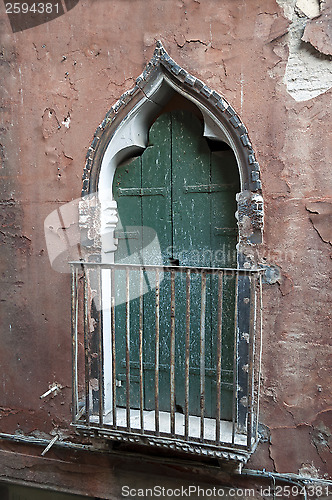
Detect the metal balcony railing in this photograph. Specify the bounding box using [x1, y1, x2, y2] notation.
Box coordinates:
[70, 262, 262, 463]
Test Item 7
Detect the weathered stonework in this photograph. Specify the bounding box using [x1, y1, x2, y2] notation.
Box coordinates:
[82, 42, 263, 197]
[236, 191, 264, 246]
[78, 194, 101, 251]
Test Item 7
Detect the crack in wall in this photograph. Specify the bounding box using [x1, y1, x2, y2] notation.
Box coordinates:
[267, 407, 332, 476]
[310, 409, 332, 466]
[268, 445, 277, 472]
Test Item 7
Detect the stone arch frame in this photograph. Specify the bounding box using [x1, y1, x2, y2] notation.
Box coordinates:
[78, 42, 264, 441]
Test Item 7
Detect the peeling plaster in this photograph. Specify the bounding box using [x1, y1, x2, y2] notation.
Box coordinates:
[277, 0, 332, 101]
[310, 410, 332, 468]
[302, 5, 332, 56]
[269, 417, 332, 476]
[42, 108, 61, 139]
[298, 463, 320, 478]
[62, 114, 71, 129]
[278, 274, 294, 295]
[0, 143, 5, 168]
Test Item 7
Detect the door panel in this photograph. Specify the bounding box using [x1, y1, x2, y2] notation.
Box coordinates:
[113, 110, 239, 419]
[113, 156, 143, 409]
[209, 150, 238, 419]
[171, 110, 213, 417]
[140, 114, 172, 411]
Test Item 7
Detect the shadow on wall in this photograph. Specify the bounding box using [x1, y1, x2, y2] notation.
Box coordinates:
[3, 0, 81, 32]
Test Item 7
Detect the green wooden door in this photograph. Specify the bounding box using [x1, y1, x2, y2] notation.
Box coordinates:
[113, 110, 239, 419]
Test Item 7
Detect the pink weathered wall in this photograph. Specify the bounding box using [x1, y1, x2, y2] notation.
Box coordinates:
[0, 0, 331, 494]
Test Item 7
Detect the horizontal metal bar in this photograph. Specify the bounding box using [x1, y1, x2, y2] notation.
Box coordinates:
[69, 261, 263, 275]
[116, 372, 234, 388]
[119, 360, 233, 376]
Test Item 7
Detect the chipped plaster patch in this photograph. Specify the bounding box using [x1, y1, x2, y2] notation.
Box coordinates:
[277, 0, 332, 101]
[62, 115, 71, 129]
[302, 5, 332, 56]
[298, 463, 320, 478]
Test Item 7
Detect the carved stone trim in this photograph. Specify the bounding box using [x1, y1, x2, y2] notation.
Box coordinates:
[74, 424, 252, 465]
[100, 200, 119, 254]
[82, 41, 263, 198]
[78, 195, 119, 254]
[78, 194, 101, 250]
[236, 191, 264, 246]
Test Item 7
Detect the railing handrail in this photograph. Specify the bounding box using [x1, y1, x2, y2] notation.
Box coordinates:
[69, 261, 263, 275]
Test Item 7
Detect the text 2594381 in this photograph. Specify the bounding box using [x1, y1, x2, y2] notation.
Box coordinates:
[5, 2, 61, 14]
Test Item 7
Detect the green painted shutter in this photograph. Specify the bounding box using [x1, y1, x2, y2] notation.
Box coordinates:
[113, 110, 239, 419]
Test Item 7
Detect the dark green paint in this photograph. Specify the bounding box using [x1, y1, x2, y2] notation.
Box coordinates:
[113, 111, 239, 420]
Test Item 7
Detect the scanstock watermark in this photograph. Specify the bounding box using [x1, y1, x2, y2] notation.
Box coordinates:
[44, 194, 165, 308]
[44, 194, 295, 308]
[4, 0, 81, 32]
[121, 485, 256, 498]
[43, 194, 163, 272]
[121, 484, 332, 498]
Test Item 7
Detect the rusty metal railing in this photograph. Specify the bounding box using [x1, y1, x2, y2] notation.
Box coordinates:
[70, 261, 263, 461]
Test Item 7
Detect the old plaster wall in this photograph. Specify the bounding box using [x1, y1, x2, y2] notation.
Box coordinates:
[0, 0, 331, 490]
